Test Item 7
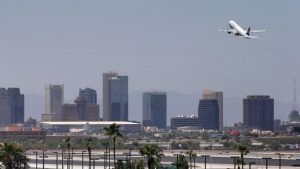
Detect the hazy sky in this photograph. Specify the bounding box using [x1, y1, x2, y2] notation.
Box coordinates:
[0, 0, 299, 104]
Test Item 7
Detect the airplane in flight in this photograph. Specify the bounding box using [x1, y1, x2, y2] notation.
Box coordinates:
[218, 20, 266, 39]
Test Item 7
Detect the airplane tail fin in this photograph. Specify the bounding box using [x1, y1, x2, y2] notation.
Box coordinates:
[246, 27, 251, 36]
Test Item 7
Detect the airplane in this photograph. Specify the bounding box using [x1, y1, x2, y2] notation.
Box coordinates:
[218, 20, 266, 39]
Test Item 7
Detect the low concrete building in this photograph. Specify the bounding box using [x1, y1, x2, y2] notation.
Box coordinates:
[41, 121, 141, 134]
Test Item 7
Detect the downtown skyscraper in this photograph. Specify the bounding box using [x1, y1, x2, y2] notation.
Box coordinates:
[0, 88, 24, 127]
[143, 92, 167, 129]
[198, 90, 223, 130]
[42, 84, 64, 121]
[243, 95, 274, 131]
[103, 72, 128, 121]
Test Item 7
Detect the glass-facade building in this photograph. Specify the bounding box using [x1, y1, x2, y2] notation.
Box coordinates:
[143, 92, 167, 129]
[0, 88, 24, 127]
[198, 99, 219, 130]
[79, 88, 97, 104]
[103, 72, 128, 121]
[243, 95, 274, 131]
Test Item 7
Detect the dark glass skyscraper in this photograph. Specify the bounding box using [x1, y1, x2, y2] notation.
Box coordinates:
[103, 72, 128, 121]
[0, 88, 24, 127]
[243, 95, 274, 131]
[79, 88, 97, 104]
[8, 88, 24, 124]
[198, 99, 219, 130]
[143, 92, 167, 129]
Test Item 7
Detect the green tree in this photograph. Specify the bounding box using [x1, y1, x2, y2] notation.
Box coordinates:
[139, 144, 164, 169]
[237, 144, 249, 169]
[172, 154, 189, 169]
[104, 123, 123, 168]
[185, 149, 193, 169]
[85, 137, 93, 169]
[0, 142, 29, 169]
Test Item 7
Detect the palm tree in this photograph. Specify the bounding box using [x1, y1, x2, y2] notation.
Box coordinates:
[104, 123, 123, 168]
[85, 137, 93, 169]
[101, 140, 110, 169]
[185, 149, 193, 169]
[64, 137, 71, 169]
[0, 142, 29, 169]
[237, 144, 249, 169]
[139, 144, 164, 169]
[191, 153, 197, 169]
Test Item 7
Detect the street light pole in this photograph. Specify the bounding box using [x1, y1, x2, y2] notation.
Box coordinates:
[129, 148, 132, 164]
[104, 151, 107, 169]
[201, 155, 210, 169]
[62, 150, 64, 169]
[249, 162, 256, 169]
[231, 156, 239, 169]
[53, 152, 59, 169]
[33, 151, 38, 169]
[72, 147, 74, 169]
[108, 148, 111, 169]
[276, 153, 282, 169]
[176, 154, 179, 169]
[42, 150, 47, 169]
[263, 158, 272, 169]
[82, 150, 87, 169]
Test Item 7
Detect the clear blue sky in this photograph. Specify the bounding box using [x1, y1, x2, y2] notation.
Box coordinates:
[0, 0, 299, 103]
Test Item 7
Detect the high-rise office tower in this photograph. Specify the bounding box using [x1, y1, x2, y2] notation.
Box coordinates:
[79, 88, 97, 104]
[43, 84, 64, 121]
[103, 72, 128, 121]
[0, 88, 11, 126]
[143, 92, 167, 129]
[8, 88, 24, 124]
[0, 88, 24, 127]
[202, 89, 223, 130]
[198, 98, 219, 130]
[243, 95, 274, 131]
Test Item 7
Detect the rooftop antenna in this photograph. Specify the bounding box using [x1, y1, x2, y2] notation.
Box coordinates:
[293, 79, 297, 110]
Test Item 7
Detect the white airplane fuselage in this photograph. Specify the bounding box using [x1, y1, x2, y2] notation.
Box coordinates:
[228, 20, 249, 38]
[218, 20, 265, 39]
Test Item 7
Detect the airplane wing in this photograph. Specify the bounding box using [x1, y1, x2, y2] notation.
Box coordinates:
[250, 30, 266, 33]
[217, 29, 234, 33]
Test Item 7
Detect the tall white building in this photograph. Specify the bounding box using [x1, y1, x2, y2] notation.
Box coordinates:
[42, 84, 64, 121]
[202, 89, 223, 130]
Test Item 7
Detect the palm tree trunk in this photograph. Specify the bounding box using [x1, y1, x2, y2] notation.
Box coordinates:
[88, 147, 92, 169]
[147, 158, 151, 169]
[113, 137, 116, 168]
[190, 158, 192, 169]
[194, 158, 195, 169]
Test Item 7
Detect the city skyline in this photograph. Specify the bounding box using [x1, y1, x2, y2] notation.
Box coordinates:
[0, 82, 295, 126]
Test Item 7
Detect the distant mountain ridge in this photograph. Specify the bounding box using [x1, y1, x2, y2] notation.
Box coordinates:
[25, 92, 291, 126]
